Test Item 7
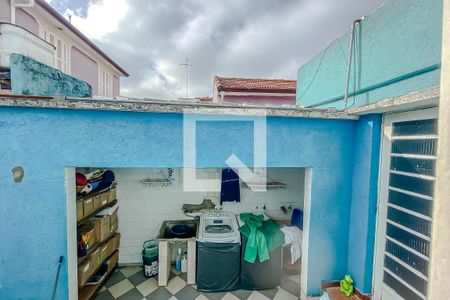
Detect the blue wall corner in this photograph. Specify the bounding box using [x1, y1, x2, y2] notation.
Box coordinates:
[10, 54, 92, 97]
[347, 114, 382, 294]
[297, 0, 443, 108]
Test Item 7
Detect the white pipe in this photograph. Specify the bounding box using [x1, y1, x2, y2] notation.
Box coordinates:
[10, 0, 16, 24]
[343, 18, 364, 110]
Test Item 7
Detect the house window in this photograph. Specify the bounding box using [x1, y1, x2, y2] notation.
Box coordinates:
[41, 28, 69, 73]
[100, 69, 112, 97]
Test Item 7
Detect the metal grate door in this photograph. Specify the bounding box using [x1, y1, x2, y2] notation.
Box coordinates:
[374, 108, 437, 300]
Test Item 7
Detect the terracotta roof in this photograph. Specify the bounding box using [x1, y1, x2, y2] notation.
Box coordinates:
[198, 96, 213, 102]
[214, 76, 296, 93]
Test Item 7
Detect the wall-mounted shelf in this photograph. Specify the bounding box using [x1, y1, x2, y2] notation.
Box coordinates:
[140, 178, 172, 187]
[242, 181, 287, 191]
[75, 169, 121, 300]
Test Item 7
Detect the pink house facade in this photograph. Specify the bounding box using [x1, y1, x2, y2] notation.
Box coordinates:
[0, 0, 128, 97]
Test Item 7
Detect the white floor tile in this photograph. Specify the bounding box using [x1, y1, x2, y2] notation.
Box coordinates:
[108, 279, 134, 298]
[273, 288, 298, 300]
[136, 277, 158, 297]
[195, 295, 209, 300]
[169, 296, 178, 300]
[165, 276, 187, 294]
[120, 266, 141, 277]
[222, 292, 240, 300]
[247, 291, 271, 300]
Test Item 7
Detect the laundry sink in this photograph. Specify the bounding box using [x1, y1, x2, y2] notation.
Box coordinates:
[156, 219, 198, 240]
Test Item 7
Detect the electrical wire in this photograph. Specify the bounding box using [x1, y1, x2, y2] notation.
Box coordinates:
[297, 37, 348, 103]
[296, 43, 332, 101]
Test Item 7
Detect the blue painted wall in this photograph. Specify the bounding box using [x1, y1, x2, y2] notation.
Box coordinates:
[296, 0, 443, 109]
[347, 114, 381, 294]
[0, 107, 379, 298]
[10, 54, 92, 97]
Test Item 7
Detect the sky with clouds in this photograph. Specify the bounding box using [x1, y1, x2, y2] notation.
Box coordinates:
[48, 0, 385, 99]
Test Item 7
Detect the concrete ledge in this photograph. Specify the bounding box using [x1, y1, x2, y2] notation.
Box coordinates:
[346, 87, 439, 115]
[0, 95, 359, 120]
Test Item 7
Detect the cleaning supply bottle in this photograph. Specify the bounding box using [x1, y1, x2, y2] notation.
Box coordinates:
[176, 248, 182, 271]
[181, 252, 187, 273]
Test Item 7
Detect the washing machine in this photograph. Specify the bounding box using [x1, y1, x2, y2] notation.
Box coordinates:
[196, 211, 241, 292]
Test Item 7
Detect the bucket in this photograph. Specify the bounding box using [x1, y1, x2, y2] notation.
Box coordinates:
[142, 240, 158, 277]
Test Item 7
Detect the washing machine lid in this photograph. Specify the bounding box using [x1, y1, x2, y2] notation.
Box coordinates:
[198, 212, 240, 243]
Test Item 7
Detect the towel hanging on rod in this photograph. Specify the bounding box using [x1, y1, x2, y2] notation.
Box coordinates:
[220, 168, 241, 204]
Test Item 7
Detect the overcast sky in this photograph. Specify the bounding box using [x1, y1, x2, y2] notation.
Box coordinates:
[48, 0, 385, 99]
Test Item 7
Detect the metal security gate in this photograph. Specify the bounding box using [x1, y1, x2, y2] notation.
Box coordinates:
[373, 108, 437, 300]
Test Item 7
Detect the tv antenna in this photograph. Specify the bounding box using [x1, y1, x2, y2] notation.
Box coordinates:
[179, 58, 191, 98]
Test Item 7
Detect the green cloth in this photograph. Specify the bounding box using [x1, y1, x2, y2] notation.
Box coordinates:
[239, 213, 285, 263]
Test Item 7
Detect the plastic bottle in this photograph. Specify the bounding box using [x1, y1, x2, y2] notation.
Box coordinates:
[181, 253, 187, 273]
[176, 248, 182, 271]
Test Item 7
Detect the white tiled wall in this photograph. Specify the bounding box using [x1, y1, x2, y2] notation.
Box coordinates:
[113, 167, 305, 264]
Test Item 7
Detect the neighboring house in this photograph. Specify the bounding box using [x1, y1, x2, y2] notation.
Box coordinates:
[0, 0, 128, 97]
[213, 76, 296, 105]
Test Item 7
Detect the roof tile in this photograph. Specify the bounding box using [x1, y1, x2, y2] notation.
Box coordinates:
[214, 76, 296, 92]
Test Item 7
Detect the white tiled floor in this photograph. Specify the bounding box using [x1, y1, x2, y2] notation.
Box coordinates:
[108, 278, 134, 298]
[96, 266, 300, 300]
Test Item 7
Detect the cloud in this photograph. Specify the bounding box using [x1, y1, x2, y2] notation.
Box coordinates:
[49, 0, 385, 99]
[63, 0, 129, 40]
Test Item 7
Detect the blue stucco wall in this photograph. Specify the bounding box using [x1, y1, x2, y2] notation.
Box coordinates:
[347, 114, 381, 294]
[10, 54, 92, 97]
[0, 107, 368, 298]
[296, 0, 443, 109]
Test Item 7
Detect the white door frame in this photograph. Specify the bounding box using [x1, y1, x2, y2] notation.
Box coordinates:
[66, 167, 78, 300]
[300, 168, 312, 300]
[372, 107, 438, 300]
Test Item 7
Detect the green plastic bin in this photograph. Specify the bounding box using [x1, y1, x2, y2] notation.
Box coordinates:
[142, 240, 158, 277]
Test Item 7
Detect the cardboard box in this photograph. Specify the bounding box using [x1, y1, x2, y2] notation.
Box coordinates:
[90, 247, 101, 272]
[97, 215, 110, 242]
[80, 223, 96, 249]
[78, 257, 93, 286]
[100, 242, 110, 262]
[76, 201, 84, 222]
[93, 195, 102, 211]
[100, 190, 109, 206]
[108, 250, 119, 273]
[110, 233, 121, 251]
[84, 218, 100, 244]
[108, 187, 117, 202]
[110, 210, 118, 233]
[83, 198, 94, 217]
[100, 193, 108, 207]
[106, 239, 114, 259]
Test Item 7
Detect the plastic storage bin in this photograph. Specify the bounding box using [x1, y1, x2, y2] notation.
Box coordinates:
[240, 234, 282, 290]
[142, 240, 158, 277]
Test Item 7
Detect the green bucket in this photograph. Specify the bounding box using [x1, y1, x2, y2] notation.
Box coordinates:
[142, 240, 158, 277]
